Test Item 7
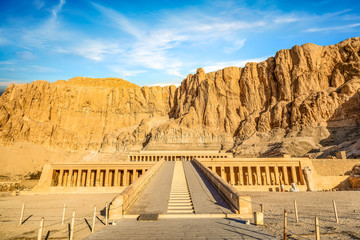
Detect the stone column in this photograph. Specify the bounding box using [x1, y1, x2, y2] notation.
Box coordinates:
[86, 169, 91, 187]
[67, 169, 73, 187]
[220, 166, 225, 180]
[81, 170, 86, 187]
[110, 169, 114, 186]
[134, 169, 139, 181]
[239, 166, 243, 185]
[265, 166, 271, 185]
[76, 170, 82, 187]
[274, 166, 280, 185]
[95, 169, 100, 187]
[105, 169, 109, 187]
[90, 170, 95, 187]
[58, 169, 64, 187]
[114, 169, 119, 187]
[230, 167, 235, 185]
[256, 166, 261, 185]
[291, 166, 297, 184]
[247, 167, 253, 185]
[282, 166, 289, 185]
[125, 169, 129, 186]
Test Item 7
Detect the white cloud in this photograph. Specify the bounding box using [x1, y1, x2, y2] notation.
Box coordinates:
[0, 60, 16, 65]
[16, 51, 36, 60]
[224, 39, 246, 53]
[107, 66, 146, 78]
[165, 69, 185, 78]
[92, 2, 143, 38]
[195, 57, 269, 73]
[274, 16, 299, 24]
[65, 40, 123, 61]
[305, 22, 360, 32]
[146, 82, 181, 87]
[0, 80, 23, 87]
[51, 0, 66, 17]
[33, 0, 45, 10]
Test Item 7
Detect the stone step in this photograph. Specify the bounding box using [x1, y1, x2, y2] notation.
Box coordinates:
[167, 209, 195, 213]
[168, 202, 193, 206]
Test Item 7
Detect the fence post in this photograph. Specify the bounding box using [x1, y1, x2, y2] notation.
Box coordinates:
[19, 203, 25, 226]
[106, 202, 109, 226]
[284, 209, 287, 240]
[332, 200, 339, 223]
[260, 204, 264, 213]
[294, 200, 299, 223]
[37, 217, 44, 240]
[70, 209, 75, 240]
[61, 202, 66, 225]
[92, 206, 96, 234]
[315, 216, 320, 240]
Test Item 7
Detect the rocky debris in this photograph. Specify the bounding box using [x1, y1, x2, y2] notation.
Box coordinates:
[0, 37, 360, 158]
[346, 164, 360, 176]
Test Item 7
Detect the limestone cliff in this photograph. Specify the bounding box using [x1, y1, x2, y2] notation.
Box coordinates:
[1, 37, 360, 158]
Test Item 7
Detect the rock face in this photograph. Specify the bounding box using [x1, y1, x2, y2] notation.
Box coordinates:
[1, 38, 360, 157]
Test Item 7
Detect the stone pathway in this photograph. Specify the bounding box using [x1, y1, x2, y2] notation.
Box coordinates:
[167, 161, 194, 214]
[85, 218, 277, 239]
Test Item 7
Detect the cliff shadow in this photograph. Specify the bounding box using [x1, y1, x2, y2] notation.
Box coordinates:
[306, 90, 360, 159]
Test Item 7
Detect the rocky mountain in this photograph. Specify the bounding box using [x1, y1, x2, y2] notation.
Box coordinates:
[1, 37, 360, 158]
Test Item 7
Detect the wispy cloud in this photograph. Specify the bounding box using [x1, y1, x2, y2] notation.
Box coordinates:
[0, 60, 16, 65]
[92, 2, 143, 38]
[274, 16, 299, 24]
[107, 66, 146, 78]
[58, 39, 123, 61]
[0, 79, 23, 87]
[305, 22, 360, 32]
[51, 0, 66, 17]
[146, 82, 181, 87]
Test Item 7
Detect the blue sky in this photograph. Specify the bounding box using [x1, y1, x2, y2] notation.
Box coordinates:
[0, 0, 359, 88]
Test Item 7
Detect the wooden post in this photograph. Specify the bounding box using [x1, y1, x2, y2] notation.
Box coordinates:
[332, 200, 339, 224]
[260, 204, 264, 213]
[37, 217, 44, 240]
[70, 209, 75, 240]
[315, 216, 320, 240]
[284, 209, 287, 240]
[105, 202, 109, 226]
[61, 202, 66, 225]
[19, 203, 25, 226]
[294, 200, 299, 223]
[92, 206, 96, 234]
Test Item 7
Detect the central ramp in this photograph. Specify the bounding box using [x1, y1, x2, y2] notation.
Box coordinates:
[167, 161, 194, 214]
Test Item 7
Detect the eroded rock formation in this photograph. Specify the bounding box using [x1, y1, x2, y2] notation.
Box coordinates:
[1, 37, 360, 158]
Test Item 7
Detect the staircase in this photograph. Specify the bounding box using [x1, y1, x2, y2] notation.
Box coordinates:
[167, 161, 194, 214]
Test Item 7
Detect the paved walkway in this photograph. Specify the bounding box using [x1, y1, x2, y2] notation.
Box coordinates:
[183, 161, 233, 214]
[167, 161, 194, 214]
[126, 161, 175, 214]
[85, 218, 277, 240]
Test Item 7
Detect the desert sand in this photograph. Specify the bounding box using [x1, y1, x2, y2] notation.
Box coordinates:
[249, 191, 360, 239]
[0, 193, 118, 239]
[1, 191, 360, 239]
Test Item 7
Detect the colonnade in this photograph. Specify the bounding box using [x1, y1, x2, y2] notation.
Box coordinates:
[208, 164, 305, 186]
[129, 154, 230, 162]
[51, 167, 149, 187]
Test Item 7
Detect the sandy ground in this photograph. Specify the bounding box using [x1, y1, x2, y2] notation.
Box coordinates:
[0, 193, 118, 240]
[248, 191, 360, 240]
[1, 191, 360, 239]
